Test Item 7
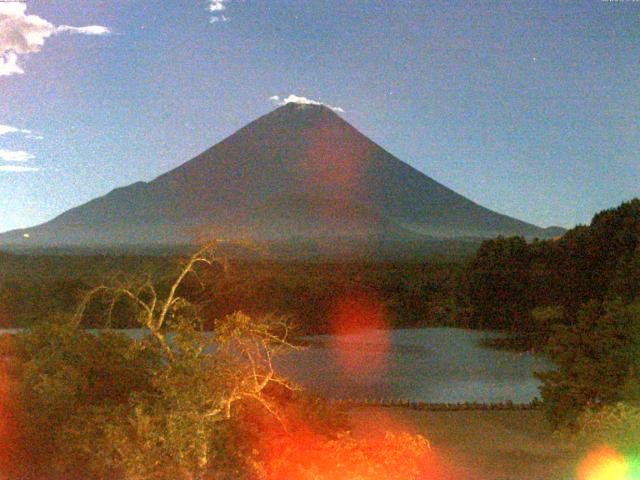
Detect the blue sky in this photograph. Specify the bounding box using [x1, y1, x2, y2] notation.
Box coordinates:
[1, 0, 638, 233]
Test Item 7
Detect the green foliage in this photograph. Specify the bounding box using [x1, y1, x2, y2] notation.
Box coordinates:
[0, 279, 89, 327]
[462, 236, 533, 330]
[455, 199, 640, 437]
[9, 319, 282, 480]
[12, 320, 160, 479]
[1, 256, 464, 333]
[460, 199, 640, 346]
[610, 245, 640, 303]
[528, 305, 565, 348]
[198, 261, 464, 333]
[536, 299, 640, 429]
[571, 402, 640, 459]
[5, 245, 306, 480]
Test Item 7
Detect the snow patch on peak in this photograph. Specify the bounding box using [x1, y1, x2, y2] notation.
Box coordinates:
[269, 95, 345, 113]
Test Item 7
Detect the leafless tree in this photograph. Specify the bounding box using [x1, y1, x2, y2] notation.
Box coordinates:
[73, 242, 300, 480]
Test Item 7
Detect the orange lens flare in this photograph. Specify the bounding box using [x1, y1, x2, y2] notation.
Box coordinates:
[327, 292, 390, 376]
[0, 356, 23, 480]
[577, 445, 629, 480]
[258, 425, 442, 480]
[302, 124, 371, 198]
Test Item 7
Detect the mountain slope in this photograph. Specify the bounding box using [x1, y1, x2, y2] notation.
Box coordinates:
[0, 103, 556, 248]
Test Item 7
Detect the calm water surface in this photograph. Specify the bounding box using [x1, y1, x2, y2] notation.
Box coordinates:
[277, 328, 550, 403]
[1, 327, 550, 403]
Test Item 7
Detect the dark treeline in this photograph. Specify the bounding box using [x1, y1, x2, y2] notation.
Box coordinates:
[201, 261, 463, 334]
[0, 254, 464, 334]
[0, 254, 170, 328]
[462, 199, 640, 429]
[461, 199, 640, 336]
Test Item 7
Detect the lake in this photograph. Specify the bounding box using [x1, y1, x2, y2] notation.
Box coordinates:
[277, 328, 551, 404]
[1, 327, 550, 404]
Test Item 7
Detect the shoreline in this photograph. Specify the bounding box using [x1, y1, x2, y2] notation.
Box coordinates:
[347, 405, 581, 480]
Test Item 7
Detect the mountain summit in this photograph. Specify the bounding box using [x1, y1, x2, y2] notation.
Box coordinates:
[1, 103, 557, 248]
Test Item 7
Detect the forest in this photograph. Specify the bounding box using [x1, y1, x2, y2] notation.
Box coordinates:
[462, 199, 640, 438]
[0, 254, 464, 333]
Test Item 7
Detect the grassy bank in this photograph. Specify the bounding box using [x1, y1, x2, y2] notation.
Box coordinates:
[348, 406, 582, 480]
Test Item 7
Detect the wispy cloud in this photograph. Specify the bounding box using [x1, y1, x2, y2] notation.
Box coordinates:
[209, 1, 227, 12]
[0, 3, 110, 76]
[0, 149, 35, 162]
[56, 25, 111, 35]
[0, 165, 39, 173]
[0, 124, 21, 135]
[210, 16, 229, 23]
[0, 123, 43, 142]
[0, 52, 22, 76]
[269, 94, 345, 113]
[0, 124, 32, 136]
[208, 1, 231, 23]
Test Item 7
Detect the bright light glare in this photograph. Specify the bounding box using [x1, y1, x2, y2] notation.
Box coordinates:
[577, 445, 629, 480]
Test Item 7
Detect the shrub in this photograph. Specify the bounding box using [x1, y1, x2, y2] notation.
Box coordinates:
[536, 299, 640, 429]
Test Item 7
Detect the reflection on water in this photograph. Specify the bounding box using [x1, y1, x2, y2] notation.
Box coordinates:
[277, 328, 550, 403]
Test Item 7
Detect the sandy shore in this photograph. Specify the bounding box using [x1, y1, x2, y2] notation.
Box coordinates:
[348, 406, 583, 480]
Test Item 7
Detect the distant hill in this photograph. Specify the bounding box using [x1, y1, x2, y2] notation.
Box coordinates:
[0, 103, 562, 251]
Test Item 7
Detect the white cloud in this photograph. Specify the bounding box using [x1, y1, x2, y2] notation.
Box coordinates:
[0, 149, 35, 162]
[0, 124, 32, 136]
[0, 123, 43, 143]
[0, 51, 23, 76]
[0, 165, 39, 173]
[0, 3, 110, 76]
[208, 1, 231, 23]
[209, 1, 227, 12]
[210, 15, 229, 23]
[0, 124, 19, 135]
[270, 94, 345, 113]
[56, 25, 111, 35]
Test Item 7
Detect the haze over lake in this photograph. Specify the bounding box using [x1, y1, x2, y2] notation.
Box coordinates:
[1, 327, 547, 404]
[278, 328, 550, 403]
